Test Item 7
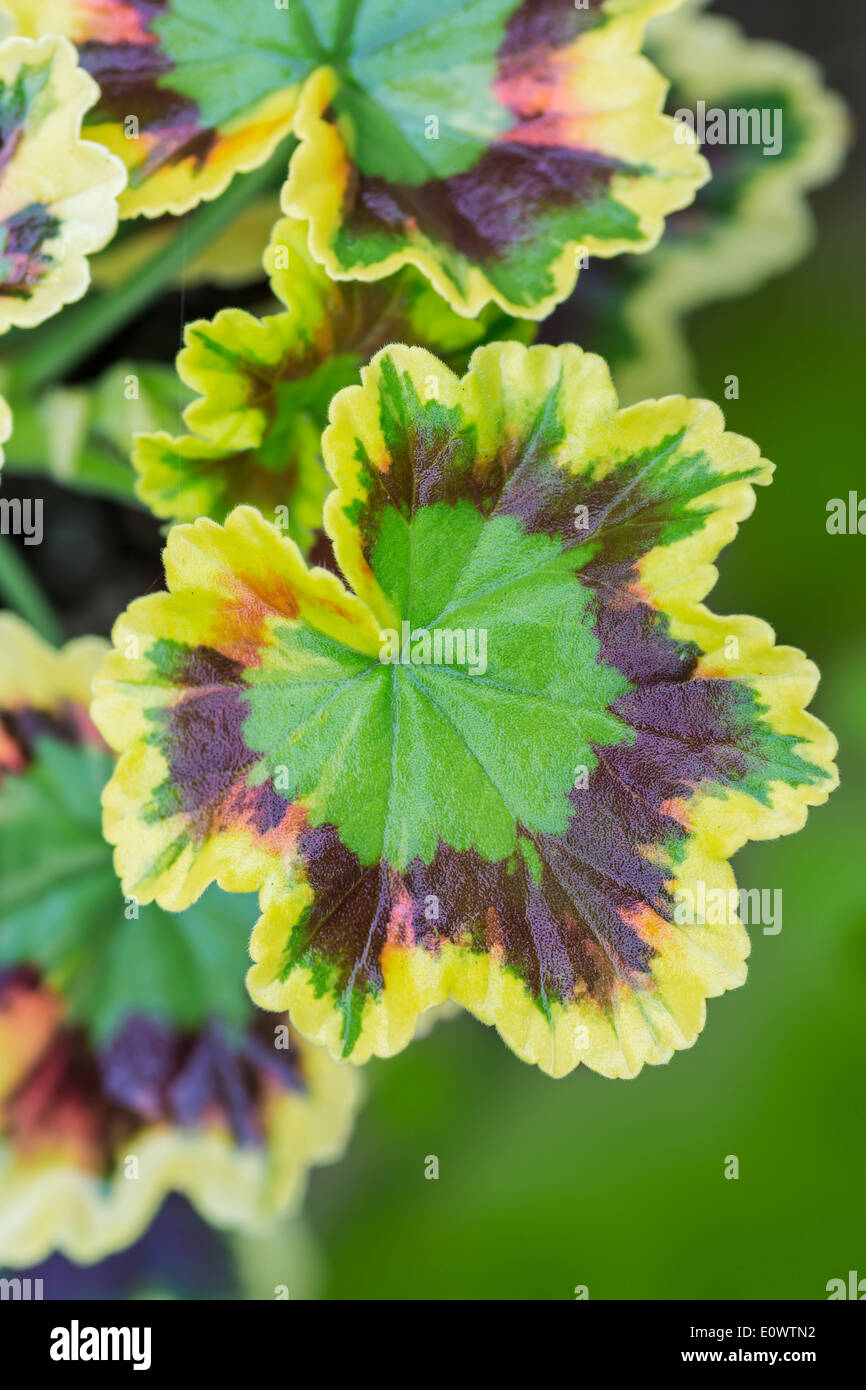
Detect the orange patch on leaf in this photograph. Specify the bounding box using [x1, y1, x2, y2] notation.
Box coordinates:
[74, 0, 154, 45]
[0, 974, 63, 1102]
[387, 880, 416, 949]
[216, 572, 300, 663]
[619, 901, 670, 953]
[658, 795, 691, 828]
[696, 662, 731, 680]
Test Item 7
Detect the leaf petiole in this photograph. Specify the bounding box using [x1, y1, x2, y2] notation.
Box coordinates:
[0, 534, 62, 644]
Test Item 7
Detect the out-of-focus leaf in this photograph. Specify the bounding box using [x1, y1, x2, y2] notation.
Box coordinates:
[0, 34, 125, 333]
[569, 0, 850, 400]
[0, 615, 361, 1268]
[2, 362, 188, 505]
[91, 195, 282, 292]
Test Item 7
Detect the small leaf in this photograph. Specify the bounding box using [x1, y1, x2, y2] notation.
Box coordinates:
[94, 342, 837, 1078]
[0, 35, 125, 333]
[132, 215, 525, 544]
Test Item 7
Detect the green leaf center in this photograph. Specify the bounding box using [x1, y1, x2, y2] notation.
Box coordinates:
[0, 738, 255, 1039]
[154, 0, 520, 184]
[243, 503, 632, 868]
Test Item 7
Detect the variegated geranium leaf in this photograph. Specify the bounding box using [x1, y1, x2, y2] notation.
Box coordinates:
[0, 615, 359, 1266]
[281, 0, 707, 317]
[0, 615, 251, 1037]
[0, 960, 358, 1266]
[0, 0, 300, 219]
[1, 1, 705, 318]
[568, 0, 850, 401]
[93, 342, 837, 1078]
[0, 34, 125, 333]
[132, 215, 530, 547]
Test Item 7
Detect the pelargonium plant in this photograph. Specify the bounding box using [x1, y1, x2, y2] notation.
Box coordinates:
[0, 616, 358, 1266]
[131, 215, 530, 547]
[91, 339, 837, 1075]
[0, 34, 124, 333]
[0, 0, 846, 1268]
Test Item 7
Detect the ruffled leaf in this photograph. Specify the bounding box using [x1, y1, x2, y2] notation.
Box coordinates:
[280, 0, 707, 318]
[93, 342, 837, 1078]
[584, 0, 850, 400]
[0, 966, 359, 1265]
[0, 616, 359, 1265]
[0, 34, 125, 332]
[132, 215, 527, 544]
[2, 2, 705, 319]
[0, 0, 301, 219]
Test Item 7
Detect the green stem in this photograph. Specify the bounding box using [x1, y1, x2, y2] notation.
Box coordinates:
[15, 137, 296, 393]
[0, 535, 62, 644]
